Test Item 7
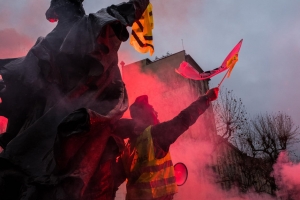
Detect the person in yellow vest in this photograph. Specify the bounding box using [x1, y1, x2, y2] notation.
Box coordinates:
[115, 87, 219, 200]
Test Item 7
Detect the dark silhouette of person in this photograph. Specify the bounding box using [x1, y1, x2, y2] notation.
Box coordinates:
[0, 0, 149, 199]
[114, 87, 219, 200]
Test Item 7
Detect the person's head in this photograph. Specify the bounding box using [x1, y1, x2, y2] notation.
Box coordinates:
[45, 0, 85, 22]
[129, 95, 159, 127]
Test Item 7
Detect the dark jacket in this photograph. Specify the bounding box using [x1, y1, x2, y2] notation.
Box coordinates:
[115, 95, 210, 200]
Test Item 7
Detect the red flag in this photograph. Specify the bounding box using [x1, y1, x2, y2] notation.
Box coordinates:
[221, 39, 243, 77]
[175, 39, 243, 80]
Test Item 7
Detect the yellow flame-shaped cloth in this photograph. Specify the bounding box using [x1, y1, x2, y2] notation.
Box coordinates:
[130, 3, 154, 56]
[226, 53, 239, 77]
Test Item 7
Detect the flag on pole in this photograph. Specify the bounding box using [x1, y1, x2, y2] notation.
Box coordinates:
[175, 61, 227, 80]
[175, 61, 205, 80]
[221, 39, 243, 77]
[175, 39, 243, 80]
[130, 3, 154, 56]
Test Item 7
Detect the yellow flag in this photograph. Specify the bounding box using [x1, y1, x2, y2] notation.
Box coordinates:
[130, 3, 154, 56]
[221, 39, 243, 78]
[226, 54, 239, 77]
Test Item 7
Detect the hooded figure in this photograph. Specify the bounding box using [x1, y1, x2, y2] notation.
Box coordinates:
[0, 0, 149, 199]
[115, 88, 219, 200]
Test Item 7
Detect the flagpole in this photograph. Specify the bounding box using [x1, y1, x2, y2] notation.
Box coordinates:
[218, 69, 230, 88]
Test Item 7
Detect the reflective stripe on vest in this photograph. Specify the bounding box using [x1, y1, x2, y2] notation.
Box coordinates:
[122, 126, 178, 200]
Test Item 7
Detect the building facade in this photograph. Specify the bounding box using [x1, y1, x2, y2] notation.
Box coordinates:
[118, 51, 273, 199]
[122, 50, 217, 142]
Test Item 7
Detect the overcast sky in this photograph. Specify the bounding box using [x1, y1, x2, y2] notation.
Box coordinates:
[1, 0, 300, 151]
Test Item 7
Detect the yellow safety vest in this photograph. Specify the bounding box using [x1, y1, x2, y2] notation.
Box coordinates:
[122, 126, 178, 200]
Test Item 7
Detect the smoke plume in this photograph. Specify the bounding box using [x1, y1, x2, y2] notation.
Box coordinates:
[273, 152, 300, 199]
[0, 28, 34, 58]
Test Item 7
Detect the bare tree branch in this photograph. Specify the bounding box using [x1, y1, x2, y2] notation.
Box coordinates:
[212, 88, 300, 196]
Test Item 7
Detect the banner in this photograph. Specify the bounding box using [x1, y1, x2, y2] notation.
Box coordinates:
[175, 39, 243, 80]
[130, 3, 154, 56]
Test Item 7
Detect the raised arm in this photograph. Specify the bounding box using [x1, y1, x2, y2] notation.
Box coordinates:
[151, 88, 219, 152]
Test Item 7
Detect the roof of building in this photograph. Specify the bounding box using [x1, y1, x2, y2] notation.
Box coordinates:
[122, 50, 204, 73]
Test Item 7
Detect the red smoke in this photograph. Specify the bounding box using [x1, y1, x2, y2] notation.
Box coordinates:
[273, 152, 300, 199]
[0, 28, 34, 58]
[48, 18, 58, 23]
[0, 117, 7, 152]
[117, 61, 276, 199]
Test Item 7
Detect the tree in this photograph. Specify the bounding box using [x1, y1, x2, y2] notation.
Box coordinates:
[235, 112, 299, 195]
[236, 112, 299, 162]
[212, 88, 300, 195]
[213, 88, 248, 141]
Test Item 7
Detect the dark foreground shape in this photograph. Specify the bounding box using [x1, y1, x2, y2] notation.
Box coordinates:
[0, 0, 149, 199]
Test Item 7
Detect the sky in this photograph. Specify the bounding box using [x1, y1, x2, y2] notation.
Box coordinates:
[1, 0, 299, 123]
[0, 1, 299, 139]
[1, 0, 300, 198]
